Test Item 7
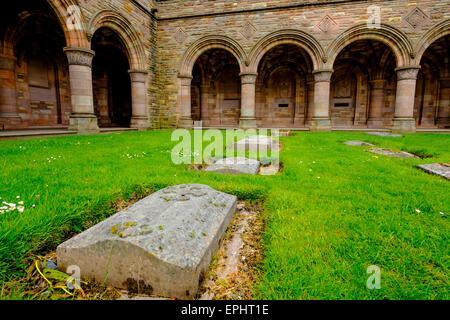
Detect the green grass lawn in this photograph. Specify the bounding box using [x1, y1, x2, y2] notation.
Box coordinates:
[0, 130, 448, 299]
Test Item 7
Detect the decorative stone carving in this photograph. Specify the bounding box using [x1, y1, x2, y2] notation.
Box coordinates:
[174, 27, 188, 45]
[57, 184, 237, 299]
[316, 14, 338, 33]
[404, 7, 429, 30]
[63, 47, 95, 67]
[396, 67, 420, 81]
[312, 70, 333, 82]
[240, 21, 257, 40]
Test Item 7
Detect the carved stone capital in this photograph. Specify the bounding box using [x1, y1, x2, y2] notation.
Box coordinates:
[240, 72, 258, 84]
[312, 69, 333, 82]
[0, 55, 16, 71]
[128, 70, 148, 83]
[63, 47, 95, 67]
[395, 66, 421, 80]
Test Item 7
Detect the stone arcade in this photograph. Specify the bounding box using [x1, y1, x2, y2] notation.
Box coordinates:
[0, 1, 449, 133]
[57, 184, 237, 299]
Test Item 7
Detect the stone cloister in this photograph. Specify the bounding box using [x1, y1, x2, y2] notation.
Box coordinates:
[0, 0, 449, 133]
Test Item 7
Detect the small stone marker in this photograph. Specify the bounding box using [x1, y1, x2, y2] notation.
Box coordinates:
[366, 132, 403, 138]
[228, 135, 278, 151]
[205, 157, 261, 175]
[366, 148, 418, 158]
[57, 184, 237, 299]
[417, 163, 450, 180]
[344, 140, 375, 147]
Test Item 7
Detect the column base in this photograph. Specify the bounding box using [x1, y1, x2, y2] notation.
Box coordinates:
[309, 118, 331, 131]
[69, 114, 99, 134]
[391, 117, 416, 133]
[178, 116, 193, 129]
[239, 117, 257, 129]
[130, 116, 150, 131]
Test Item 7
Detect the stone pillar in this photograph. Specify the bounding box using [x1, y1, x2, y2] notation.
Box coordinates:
[367, 79, 387, 128]
[200, 84, 209, 121]
[0, 55, 20, 127]
[436, 77, 450, 127]
[239, 72, 257, 129]
[178, 74, 193, 129]
[63, 47, 99, 134]
[392, 66, 420, 133]
[310, 69, 333, 131]
[129, 70, 149, 130]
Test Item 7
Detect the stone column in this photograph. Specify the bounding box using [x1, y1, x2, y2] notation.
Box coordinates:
[129, 70, 149, 130]
[367, 79, 387, 128]
[436, 77, 450, 127]
[0, 55, 20, 128]
[63, 47, 99, 134]
[178, 74, 193, 129]
[239, 73, 257, 129]
[392, 66, 420, 133]
[310, 69, 333, 131]
[200, 84, 209, 121]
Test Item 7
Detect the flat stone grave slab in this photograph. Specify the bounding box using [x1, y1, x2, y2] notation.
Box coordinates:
[417, 163, 450, 180]
[366, 132, 403, 138]
[366, 148, 418, 159]
[344, 140, 375, 146]
[227, 135, 278, 151]
[205, 157, 261, 175]
[57, 184, 237, 299]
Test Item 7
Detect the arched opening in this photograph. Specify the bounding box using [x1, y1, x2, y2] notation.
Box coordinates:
[91, 27, 132, 128]
[415, 35, 450, 128]
[256, 44, 312, 128]
[331, 40, 397, 128]
[0, 0, 70, 129]
[191, 49, 241, 127]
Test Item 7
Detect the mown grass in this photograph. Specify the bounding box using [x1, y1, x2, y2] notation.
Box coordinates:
[0, 130, 448, 299]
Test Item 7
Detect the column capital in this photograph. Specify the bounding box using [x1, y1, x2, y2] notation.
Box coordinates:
[239, 72, 258, 84]
[179, 74, 193, 86]
[0, 55, 16, 71]
[128, 70, 148, 82]
[395, 66, 421, 80]
[312, 69, 333, 82]
[63, 47, 95, 67]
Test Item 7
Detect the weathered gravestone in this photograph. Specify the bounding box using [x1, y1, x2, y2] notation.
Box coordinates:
[366, 132, 403, 138]
[366, 148, 418, 159]
[206, 157, 261, 175]
[417, 163, 450, 180]
[227, 135, 278, 151]
[57, 184, 237, 299]
[344, 141, 375, 146]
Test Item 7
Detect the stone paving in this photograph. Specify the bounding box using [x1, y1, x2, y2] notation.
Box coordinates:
[206, 157, 261, 175]
[417, 163, 450, 180]
[366, 148, 418, 158]
[344, 140, 375, 146]
[366, 132, 403, 138]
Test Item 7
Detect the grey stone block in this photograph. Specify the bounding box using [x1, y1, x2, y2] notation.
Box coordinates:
[366, 132, 403, 138]
[227, 135, 278, 151]
[366, 148, 418, 158]
[344, 140, 375, 146]
[205, 157, 261, 175]
[417, 163, 450, 180]
[57, 184, 237, 299]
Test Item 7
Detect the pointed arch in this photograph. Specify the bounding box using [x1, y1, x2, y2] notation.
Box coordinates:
[415, 19, 450, 63]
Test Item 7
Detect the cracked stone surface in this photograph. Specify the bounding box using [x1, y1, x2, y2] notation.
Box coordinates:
[366, 132, 403, 138]
[206, 157, 260, 175]
[366, 148, 418, 158]
[57, 184, 237, 299]
[227, 135, 278, 151]
[344, 140, 375, 146]
[417, 163, 450, 180]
